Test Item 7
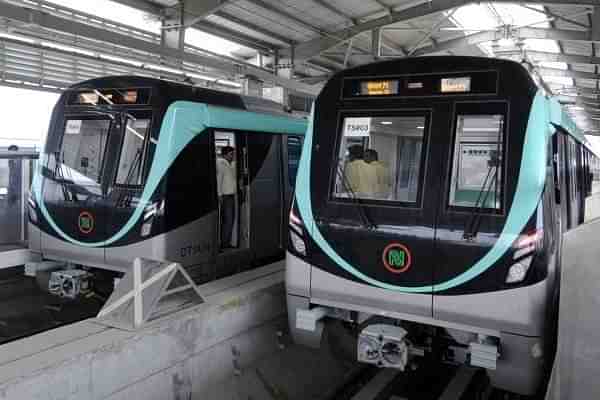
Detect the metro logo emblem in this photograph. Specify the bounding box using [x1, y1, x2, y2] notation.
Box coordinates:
[382, 243, 412, 273]
[78, 211, 94, 234]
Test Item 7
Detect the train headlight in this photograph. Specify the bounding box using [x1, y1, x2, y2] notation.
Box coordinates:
[290, 230, 306, 255]
[506, 256, 533, 283]
[289, 200, 307, 256]
[28, 196, 38, 224]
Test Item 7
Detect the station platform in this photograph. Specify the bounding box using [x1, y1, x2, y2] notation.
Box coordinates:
[545, 217, 600, 399]
[0, 261, 352, 400]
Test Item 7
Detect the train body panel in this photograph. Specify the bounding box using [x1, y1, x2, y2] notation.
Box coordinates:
[286, 56, 600, 395]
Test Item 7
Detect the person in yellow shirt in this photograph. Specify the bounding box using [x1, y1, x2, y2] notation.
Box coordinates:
[344, 145, 378, 198]
[365, 149, 391, 199]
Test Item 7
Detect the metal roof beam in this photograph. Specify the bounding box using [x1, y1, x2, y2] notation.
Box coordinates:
[181, 0, 235, 27]
[408, 31, 499, 57]
[213, 11, 294, 46]
[0, 1, 319, 95]
[520, 4, 590, 30]
[403, 27, 597, 58]
[553, 86, 600, 98]
[283, 0, 600, 61]
[497, 50, 600, 66]
[107, 0, 163, 15]
[517, 26, 594, 42]
[539, 67, 600, 81]
[245, 0, 326, 36]
[311, 0, 356, 22]
[107, 0, 278, 52]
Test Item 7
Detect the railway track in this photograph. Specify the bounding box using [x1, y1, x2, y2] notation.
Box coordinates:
[326, 362, 519, 400]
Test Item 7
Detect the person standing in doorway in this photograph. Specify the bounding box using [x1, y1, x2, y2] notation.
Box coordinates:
[217, 146, 236, 250]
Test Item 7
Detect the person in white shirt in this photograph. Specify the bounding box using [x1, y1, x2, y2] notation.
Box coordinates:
[216, 146, 236, 249]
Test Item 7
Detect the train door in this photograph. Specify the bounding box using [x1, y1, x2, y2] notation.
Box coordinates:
[564, 136, 581, 229]
[248, 133, 283, 263]
[433, 102, 508, 324]
[214, 131, 252, 278]
[553, 132, 568, 233]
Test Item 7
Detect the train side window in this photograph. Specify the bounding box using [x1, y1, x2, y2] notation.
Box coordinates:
[331, 115, 427, 204]
[287, 136, 302, 186]
[448, 114, 504, 210]
[115, 118, 151, 186]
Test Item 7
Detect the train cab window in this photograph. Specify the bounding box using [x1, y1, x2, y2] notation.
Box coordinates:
[449, 114, 504, 210]
[287, 136, 302, 186]
[115, 118, 151, 186]
[332, 115, 427, 204]
[60, 118, 111, 184]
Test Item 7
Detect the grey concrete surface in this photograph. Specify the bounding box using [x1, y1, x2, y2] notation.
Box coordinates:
[205, 340, 354, 400]
[545, 218, 600, 400]
[0, 263, 292, 400]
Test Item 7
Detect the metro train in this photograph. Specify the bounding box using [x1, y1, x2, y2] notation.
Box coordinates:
[286, 56, 600, 395]
[28, 76, 306, 287]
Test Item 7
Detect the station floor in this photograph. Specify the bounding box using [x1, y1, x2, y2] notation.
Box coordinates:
[545, 216, 600, 399]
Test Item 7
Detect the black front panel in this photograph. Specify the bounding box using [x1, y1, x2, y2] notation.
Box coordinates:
[305, 57, 540, 295]
[164, 132, 216, 233]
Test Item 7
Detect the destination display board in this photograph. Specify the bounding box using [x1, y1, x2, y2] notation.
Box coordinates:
[342, 71, 497, 99]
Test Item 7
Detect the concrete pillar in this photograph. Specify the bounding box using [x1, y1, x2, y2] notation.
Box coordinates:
[372, 28, 381, 59]
[593, 7, 600, 42]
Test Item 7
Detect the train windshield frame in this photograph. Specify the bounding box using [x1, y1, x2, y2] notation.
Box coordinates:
[114, 113, 154, 187]
[447, 102, 508, 214]
[57, 116, 113, 185]
[330, 110, 431, 208]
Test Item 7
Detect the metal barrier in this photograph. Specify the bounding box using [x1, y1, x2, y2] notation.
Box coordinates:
[97, 257, 204, 330]
[0, 147, 39, 268]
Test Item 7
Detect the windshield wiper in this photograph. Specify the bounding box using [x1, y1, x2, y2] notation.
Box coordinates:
[336, 163, 377, 230]
[463, 153, 500, 241]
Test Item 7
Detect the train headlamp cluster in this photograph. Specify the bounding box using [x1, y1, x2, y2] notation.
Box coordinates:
[289, 203, 307, 256]
[506, 229, 542, 284]
[141, 200, 164, 237]
[28, 195, 38, 224]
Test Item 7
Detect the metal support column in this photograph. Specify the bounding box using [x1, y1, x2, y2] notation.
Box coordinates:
[372, 28, 381, 60]
[161, 2, 186, 68]
[593, 7, 600, 42]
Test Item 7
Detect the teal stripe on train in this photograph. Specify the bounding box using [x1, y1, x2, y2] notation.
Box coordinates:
[33, 101, 307, 247]
[296, 90, 553, 293]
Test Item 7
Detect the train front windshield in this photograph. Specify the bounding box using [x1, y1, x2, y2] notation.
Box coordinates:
[60, 118, 110, 186]
[333, 116, 427, 204]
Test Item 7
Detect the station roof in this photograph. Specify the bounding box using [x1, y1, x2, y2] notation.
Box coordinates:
[0, 0, 598, 134]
